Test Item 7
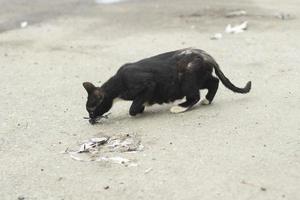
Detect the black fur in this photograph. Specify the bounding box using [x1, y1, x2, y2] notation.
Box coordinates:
[83, 48, 251, 124]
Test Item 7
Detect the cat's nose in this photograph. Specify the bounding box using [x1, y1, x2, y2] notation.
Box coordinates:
[89, 112, 95, 119]
[89, 118, 96, 125]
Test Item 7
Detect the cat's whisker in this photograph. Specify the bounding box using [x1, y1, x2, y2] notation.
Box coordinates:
[83, 113, 111, 121]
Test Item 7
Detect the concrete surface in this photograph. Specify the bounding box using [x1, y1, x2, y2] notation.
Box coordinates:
[0, 0, 299, 199]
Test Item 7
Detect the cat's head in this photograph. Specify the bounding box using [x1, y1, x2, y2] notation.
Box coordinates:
[82, 82, 105, 123]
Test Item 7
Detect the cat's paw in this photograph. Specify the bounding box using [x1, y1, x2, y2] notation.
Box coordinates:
[170, 106, 189, 113]
[200, 98, 210, 105]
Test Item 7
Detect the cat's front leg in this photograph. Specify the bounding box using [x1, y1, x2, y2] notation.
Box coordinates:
[171, 77, 200, 113]
[129, 103, 145, 116]
[129, 81, 155, 116]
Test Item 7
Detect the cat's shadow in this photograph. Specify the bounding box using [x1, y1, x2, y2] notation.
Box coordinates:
[94, 96, 253, 125]
[99, 105, 173, 125]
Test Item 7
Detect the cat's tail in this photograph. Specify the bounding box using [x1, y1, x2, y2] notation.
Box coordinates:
[213, 64, 251, 94]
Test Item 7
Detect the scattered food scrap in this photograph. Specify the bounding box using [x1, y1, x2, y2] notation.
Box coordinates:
[95, 0, 125, 4]
[225, 21, 248, 34]
[144, 168, 153, 174]
[77, 137, 109, 153]
[66, 134, 143, 166]
[106, 135, 144, 152]
[210, 20, 248, 40]
[210, 33, 223, 40]
[20, 21, 28, 28]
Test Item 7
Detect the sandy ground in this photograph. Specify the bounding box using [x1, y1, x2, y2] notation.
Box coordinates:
[0, 0, 299, 199]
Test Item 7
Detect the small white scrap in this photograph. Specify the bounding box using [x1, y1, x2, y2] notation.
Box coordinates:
[225, 21, 248, 34]
[107, 136, 143, 152]
[107, 139, 121, 148]
[210, 33, 223, 40]
[137, 144, 144, 151]
[78, 142, 96, 153]
[226, 10, 247, 18]
[90, 137, 108, 143]
[144, 168, 153, 174]
[77, 137, 109, 153]
[20, 21, 28, 28]
[67, 135, 143, 165]
[95, 0, 125, 4]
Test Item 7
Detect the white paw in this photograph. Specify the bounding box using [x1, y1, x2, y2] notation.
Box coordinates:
[200, 98, 210, 105]
[170, 106, 189, 113]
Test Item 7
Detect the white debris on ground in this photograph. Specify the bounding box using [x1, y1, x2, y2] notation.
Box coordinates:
[225, 10, 247, 18]
[65, 134, 143, 166]
[144, 168, 153, 174]
[20, 21, 28, 28]
[95, 0, 126, 4]
[225, 21, 248, 34]
[210, 33, 223, 40]
[77, 137, 108, 153]
[210, 15, 248, 39]
[106, 135, 144, 152]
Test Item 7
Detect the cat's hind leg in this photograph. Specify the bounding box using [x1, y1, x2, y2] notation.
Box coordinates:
[170, 93, 200, 113]
[200, 76, 219, 105]
[170, 81, 200, 113]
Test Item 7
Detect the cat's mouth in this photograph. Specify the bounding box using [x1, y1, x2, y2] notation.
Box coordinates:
[83, 113, 111, 124]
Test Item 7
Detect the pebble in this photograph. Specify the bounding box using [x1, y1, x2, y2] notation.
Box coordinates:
[104, 186, 110, 190]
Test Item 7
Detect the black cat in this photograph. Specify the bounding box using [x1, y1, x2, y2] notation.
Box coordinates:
[83, 48, 251, 124]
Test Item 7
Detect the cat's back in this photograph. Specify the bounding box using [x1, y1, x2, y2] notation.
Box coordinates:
[116, 48, 216, 75]
[116, 50, 178, 75]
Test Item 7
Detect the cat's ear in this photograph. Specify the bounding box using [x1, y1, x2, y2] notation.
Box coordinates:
[82, 82, 95, 94]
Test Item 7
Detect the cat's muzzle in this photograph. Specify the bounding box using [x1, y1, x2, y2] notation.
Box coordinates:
[89, 118, 97, 125]
[83, 116, 97, 124]
[84, 113, 110, 125]
[88, 112, 97, 124]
